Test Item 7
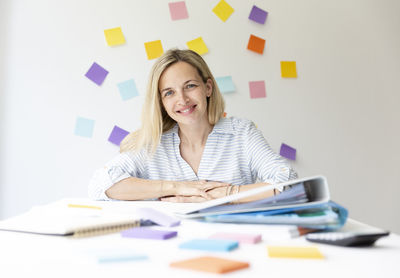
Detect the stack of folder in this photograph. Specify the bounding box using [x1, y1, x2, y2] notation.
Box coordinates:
[175, 175, 348, 231]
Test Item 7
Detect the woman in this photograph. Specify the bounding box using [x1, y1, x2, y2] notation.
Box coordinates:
[88, 49, 297, 202]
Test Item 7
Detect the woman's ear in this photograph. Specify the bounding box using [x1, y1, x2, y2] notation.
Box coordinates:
[206, 78, 213, 97]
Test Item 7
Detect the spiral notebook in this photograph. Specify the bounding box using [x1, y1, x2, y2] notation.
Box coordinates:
[0, 203, 140, 237]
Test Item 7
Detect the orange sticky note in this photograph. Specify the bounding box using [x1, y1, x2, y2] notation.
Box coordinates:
[170, 256, 249, 274]
[212, 0, 234, 22]
[281, 61, 297, 78]
[267, 246, 324, 259]
[186, 37, 208, 55]
[144, 40, 164, 60]
[104, 27, 125, 46]
[247, 34, 266, 54]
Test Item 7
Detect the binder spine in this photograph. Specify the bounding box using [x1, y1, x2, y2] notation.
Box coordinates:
[72, 220, 141, 238]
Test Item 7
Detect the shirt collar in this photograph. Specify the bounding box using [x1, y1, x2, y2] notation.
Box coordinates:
[211, 117, 234, 135]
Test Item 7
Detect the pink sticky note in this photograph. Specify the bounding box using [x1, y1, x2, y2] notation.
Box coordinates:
[249, 81, 266, 99]
[168, 1, 189, 21]
[209, 232, 261, 244]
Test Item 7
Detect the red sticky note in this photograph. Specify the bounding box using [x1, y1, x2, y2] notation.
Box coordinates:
[249, 81, 266, 99]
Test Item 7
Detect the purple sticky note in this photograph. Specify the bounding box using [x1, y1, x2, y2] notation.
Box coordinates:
[121, 227, 177, 240]
[136, 207, 180, 227]
[249, 81, 266, 99]
[108, 125, 129, 146]
[280, 143, 296, 160]
[249, 5, 268, 24]
[85, 62, 109, 86]
[168, 1, 189, 21]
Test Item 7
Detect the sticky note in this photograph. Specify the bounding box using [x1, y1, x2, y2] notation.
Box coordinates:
[98, 254, 148, 263]
[179, 239, 238, 252]
[249, 5, 268, 24]
[216, 76, 235, 94]
[249, 81, 266, 99]
[186, 37, 208, 55]
[108, 125, 129, 146]
[280, 143, 296, 160]
[247, 34, 266, 54]
[168, 1, 189, 21]
[170, 256, 249, 274]
[144, 40, 164, 60]
[281, 61, 297, 78]
[209, 232, 261, 244]
[74, 117, 95, 138]
[267, 246, 324, 259]
[85, 62, 109, 86]
[121, 227, 177, 240]
[117, 79, 139, 101]
[104, 27, 125, 46]
[212, 0, 234, 22]
[135, 207, 181, 227]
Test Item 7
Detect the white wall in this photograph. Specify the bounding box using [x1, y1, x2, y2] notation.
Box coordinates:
[1, 0, 399, 233]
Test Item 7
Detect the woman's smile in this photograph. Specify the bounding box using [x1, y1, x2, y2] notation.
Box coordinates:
[177, 105, 197, 115]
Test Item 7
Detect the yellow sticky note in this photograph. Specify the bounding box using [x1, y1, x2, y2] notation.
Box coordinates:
[267, 246, 324, 259]
[186, 37, 208, 55]
[281, 61, 297, 78]
[104, 27, 125, 46]
[212, 0, 234, 22]
[68, 204, 102, 210]
[144, 40, 164, 60]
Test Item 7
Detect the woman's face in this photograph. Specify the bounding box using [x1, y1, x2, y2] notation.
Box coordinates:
[159, 61, 212, 127]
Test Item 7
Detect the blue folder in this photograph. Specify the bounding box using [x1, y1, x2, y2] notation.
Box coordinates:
[204, 201, 348, 231]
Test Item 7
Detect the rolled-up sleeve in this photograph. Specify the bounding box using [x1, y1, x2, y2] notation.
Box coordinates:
[88, 151, 146, 200]
[244, 120, 298, 189]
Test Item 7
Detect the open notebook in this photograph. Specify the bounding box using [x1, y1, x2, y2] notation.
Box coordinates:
[174, 175, 330, 218]
[0, 202, 140, 237]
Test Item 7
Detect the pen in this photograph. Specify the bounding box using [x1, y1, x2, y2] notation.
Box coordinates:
[67, 204, 102, 210]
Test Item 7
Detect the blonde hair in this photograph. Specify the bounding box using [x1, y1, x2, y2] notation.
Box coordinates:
[120, 49, 225, 154]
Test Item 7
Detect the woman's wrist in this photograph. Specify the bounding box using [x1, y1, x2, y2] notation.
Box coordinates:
[160, 180, 175, 197]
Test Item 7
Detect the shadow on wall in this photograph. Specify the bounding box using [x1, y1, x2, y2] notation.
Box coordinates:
[0, 0, 11, 219]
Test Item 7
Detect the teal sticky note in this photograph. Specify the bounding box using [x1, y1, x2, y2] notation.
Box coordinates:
[179, 239, 238, 252]
[74, 117, 95, 138]
[216, 76, 235, 94]
[98, 254, 148, 264]
[117, 79, 139, 101]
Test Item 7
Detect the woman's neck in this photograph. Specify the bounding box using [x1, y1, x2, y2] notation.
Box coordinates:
[178, 121, 213, 149]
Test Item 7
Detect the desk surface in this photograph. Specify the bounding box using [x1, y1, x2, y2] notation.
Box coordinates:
[1, 199, 399, 278]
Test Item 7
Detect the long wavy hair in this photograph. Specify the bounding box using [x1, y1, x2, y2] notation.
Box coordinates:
[120, 49, 225, 154]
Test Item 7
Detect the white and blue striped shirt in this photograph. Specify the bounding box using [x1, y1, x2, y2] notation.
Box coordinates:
[88, 117, 297, 200]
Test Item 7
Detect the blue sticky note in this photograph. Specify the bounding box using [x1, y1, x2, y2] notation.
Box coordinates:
[216, 76, 235, 94]
[117, 79, 139, 101]
[74, 117, 95, 138]
[179, 239, 239, 252]
[98, 254, 148, 264]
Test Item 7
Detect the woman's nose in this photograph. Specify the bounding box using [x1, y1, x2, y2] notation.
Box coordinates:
[176, 90, 189, 104]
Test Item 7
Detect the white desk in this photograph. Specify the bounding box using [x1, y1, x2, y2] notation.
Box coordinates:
[1, 199, 399, 278]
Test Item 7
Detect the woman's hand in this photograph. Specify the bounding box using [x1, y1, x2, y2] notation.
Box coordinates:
[160, 180, 230, 202]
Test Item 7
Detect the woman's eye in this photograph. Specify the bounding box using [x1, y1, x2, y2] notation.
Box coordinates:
[186, 83, 197, 89]
[164, 90, 173, 97]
